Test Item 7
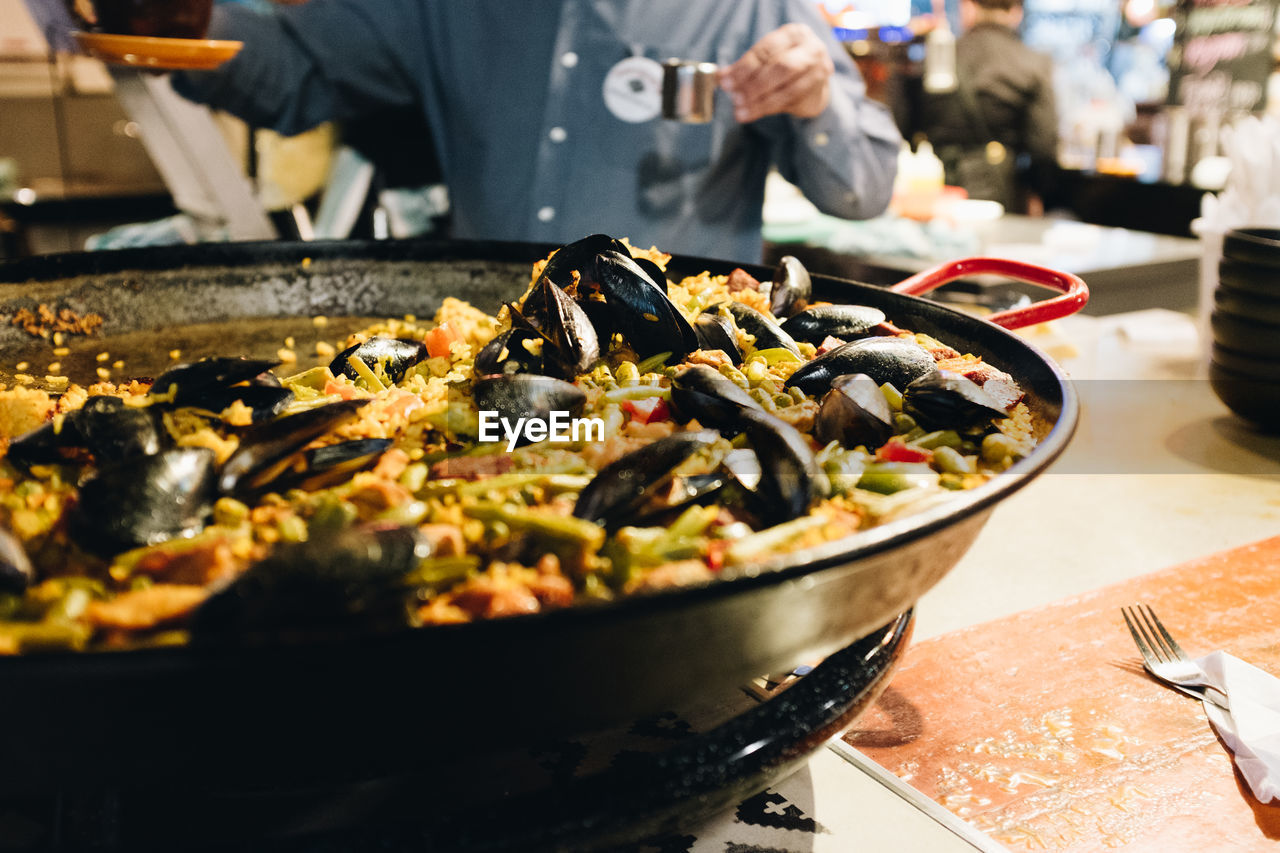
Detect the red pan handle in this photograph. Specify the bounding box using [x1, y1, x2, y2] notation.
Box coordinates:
[889, 257, 1089, 330]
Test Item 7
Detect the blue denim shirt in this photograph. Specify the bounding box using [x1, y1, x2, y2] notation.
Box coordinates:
[175, 0, 901, 262]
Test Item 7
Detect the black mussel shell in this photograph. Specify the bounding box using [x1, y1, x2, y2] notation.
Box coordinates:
[740, 409, 820, 525]
[903, 370, 1009, 431]
[669, 364, 762, 433]
[540, 233, 631, 292]
[330, 337, 429, 385]
[475, 327, 544, 376]
[815, 373, 895, 449]
[260, 438, 393, 495]
[69, 447, 218, 556]
[183, 384, 295, 425]
[782, 304, 886, 345]
[596, 250, 697, 361]
[473, 375, 587, 448]
[191, 524, 432, 642]
[149, 357, 280, 403]
[516, 278, 600, 376]
[693, 312, 744, 364]
[573, 430, 721, 527]
[787, 337, 935, 398]
[219, 400, 369, 498]
[769, 255, 812, 318]
[0, 528, 35, 594]
[73, 395, 165, 462]
[726, 302, 801, 357]
[634, 257, 669, 294]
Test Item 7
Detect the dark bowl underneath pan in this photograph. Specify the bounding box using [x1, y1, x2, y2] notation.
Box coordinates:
[0, 239, 1077, 796]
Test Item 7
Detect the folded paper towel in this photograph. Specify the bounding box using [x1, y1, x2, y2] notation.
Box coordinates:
[1198, 651, 1280, 803]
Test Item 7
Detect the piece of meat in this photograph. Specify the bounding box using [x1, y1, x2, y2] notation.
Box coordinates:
[430, 453, 514, 481]
[82, 585, 208, 631]
[726, 268, 762, 293]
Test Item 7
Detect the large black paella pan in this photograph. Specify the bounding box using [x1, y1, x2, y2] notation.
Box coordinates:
[0, 239, 1084, 802]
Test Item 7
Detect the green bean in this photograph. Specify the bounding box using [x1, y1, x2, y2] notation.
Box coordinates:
[719, 364, 751, 390]
[893, 413, 917, 433]
[424, 472, 592, 499]
[932, 445, 975, 475]
[912, 430, 962, 450]
[602, 385, 671, 403]
[399, 462, 429, 494]
[282, 365, 331, 392]
[753, 347, 803, 365]
[403, 555, 480, 588]
[463, 502, 605, 551]
[725, 515, 826, 564]
[636, 352, 673, 375]
[857, 462, 939, 495]
[0, 621, 92, 653]
[379, 499, 430, 526]
[880, 382, 904, 412]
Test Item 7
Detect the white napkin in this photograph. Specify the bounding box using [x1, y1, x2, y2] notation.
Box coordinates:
[1197, 651, 1280, 803]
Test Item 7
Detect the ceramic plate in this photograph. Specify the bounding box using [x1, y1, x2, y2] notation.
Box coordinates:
[73, 31, 242, 71]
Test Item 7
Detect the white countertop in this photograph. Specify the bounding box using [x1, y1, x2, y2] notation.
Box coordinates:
[683, 309, 1280, 851]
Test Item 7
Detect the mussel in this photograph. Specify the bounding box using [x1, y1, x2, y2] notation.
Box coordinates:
[596, 250, 698, 361]
[263, 438, 393, 495]
[0, 528, 35, 594]
[739, 409, 821, 525]
[787, 337, 936, 398]
[69, 447, 219, 556]
[814, 373, 895, 449]
[692, 312, 744, 364]
[330, 337, 429, 385]
[7, 395, 164, 471]
[573, 430, 721, 527]
[725, 303, 801, 357]
[149, 357, 280, 403]
[782, 304, 886, 345]
[539, 233, 630, 292]
[902, 370, 1009, 431]
[768, 256, 812, 318]
[669, 364, 762, 432]
[218, 399, 370, 498]
[473, 375, 587, 448]
[191, 524, 432, 642]
[474, 327, 545, 377]
[512, 277, 600, 376]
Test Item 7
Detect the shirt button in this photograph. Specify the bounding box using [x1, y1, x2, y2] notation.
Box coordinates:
[538, 206, 556, 222]
[561, 52, 579, 68]
[549, 126, 567, 143]
[814, 132, 830, 147]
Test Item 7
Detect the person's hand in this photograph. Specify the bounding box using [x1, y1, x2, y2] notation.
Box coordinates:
[717, 23, 834, 124]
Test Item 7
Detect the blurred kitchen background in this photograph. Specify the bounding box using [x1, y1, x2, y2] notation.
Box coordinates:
[1, 0, 1278, 261]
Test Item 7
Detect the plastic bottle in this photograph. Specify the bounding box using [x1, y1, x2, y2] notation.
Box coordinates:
[894, 140, 945, 221]
[923, 18, 957, 94]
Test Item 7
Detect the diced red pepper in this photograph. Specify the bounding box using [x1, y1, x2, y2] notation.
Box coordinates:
[621, 396, 670, 424]
[424, 322, 459, 359]
[706, 539, 729, 572]
[876, 437, 933, 464]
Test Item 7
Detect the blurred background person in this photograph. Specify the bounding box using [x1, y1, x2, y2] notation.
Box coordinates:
[163, 0, 902, 261]
[916, 0, 1058, 214]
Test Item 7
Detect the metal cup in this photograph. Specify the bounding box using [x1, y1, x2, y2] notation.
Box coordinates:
[661, 59, 719, 123]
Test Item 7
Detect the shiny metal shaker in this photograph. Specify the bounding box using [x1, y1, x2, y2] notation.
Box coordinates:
[661, 59, 719, 123]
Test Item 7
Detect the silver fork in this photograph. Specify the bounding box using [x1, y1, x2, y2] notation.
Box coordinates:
[1121, 604, 1231, 711]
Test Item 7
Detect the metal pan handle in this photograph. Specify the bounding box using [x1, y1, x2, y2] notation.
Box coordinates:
[889, 257, 1089, 330]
